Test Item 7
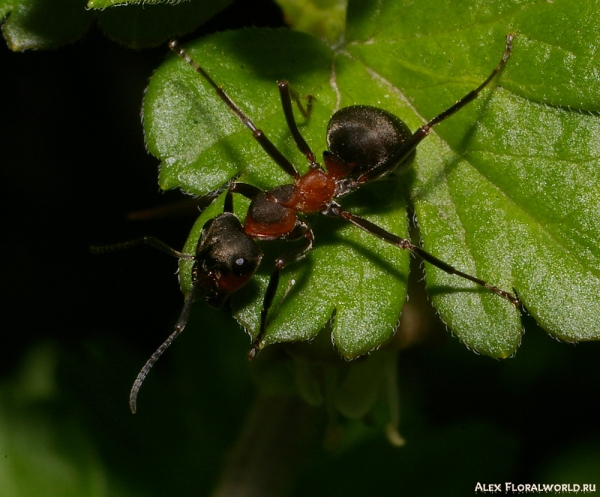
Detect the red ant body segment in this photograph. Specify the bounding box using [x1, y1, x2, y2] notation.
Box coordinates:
[94, 35, 519, 413]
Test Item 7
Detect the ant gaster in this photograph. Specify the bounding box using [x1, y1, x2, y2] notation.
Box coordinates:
[94, 34, 519, 413]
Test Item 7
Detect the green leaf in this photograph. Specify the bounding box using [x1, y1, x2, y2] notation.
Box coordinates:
[1, 0, 232, 50]
[2, 0, 92, 50]
[89, 0, 182, 7]
[95, 0, 233, 49]
[273, 0, 347, 44]
[144, 0, 600, 359]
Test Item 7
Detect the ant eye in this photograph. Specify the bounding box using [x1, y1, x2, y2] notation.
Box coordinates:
[234, 257, 248, 272]
[231, 256, 256, 276]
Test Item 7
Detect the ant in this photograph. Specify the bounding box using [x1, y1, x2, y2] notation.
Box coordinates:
[93, 34, 519, 413]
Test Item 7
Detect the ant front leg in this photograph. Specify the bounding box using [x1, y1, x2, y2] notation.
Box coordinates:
[324, 204, 520, 307]
[249, 223, 315, 359]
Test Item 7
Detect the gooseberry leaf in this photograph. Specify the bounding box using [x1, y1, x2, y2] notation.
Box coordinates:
[94, 0, 233, 49]
[1, 0, 232, 50]
[144, 0, 600, 358]
[273, 0, 347, 44]
[1, 0, 92, 50]
[88, 0, 184, 6]
[146, 30, 408, 358]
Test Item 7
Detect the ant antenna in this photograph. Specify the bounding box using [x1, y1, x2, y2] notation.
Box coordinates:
[129, 282, 200, 413]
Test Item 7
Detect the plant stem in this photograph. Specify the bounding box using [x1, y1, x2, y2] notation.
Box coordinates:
[211, 395, 324, 497]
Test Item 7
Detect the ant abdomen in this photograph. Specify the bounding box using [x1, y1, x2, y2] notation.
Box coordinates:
[326, 105, 416, 181]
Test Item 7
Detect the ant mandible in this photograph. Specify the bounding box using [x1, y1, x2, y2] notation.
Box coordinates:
[95, 34, 519, 413]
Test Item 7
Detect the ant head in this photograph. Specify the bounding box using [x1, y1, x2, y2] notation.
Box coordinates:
[325, 105, 416, 184]
[194, 212, 263, 307]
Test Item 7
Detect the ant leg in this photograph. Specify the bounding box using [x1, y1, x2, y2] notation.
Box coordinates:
[129, 281, 202, 413]
[127, 174, 240, 221]
[223, 187, 234, 213]
[229, 181, 263, 200]
[277, 81, 317, 166]
[326, 205, 520, 307]
[90, 237, 195, 260]
[92, 177, 241, 254]
[169, 40, 301, 180]
[359, 33, 515, 183]
[286, 84, 313, 119]
[216, 172, 243, 214]
[248, 223, 315, 359]
[424, 33, 514, 130]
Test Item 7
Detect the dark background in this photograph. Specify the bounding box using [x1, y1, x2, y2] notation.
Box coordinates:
[2, 0, 600, 495]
